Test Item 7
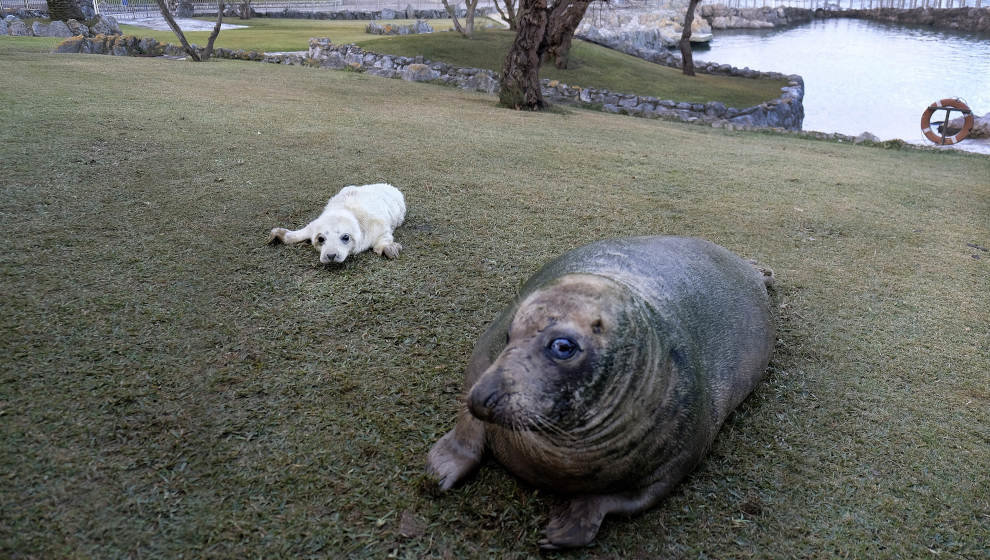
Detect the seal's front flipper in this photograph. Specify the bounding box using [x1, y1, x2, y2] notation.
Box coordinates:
[539, 496, 608, 550]
[426, 409, 485, 491]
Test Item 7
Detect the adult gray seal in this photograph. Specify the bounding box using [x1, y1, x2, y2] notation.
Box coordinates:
[426, 236, 774, 549]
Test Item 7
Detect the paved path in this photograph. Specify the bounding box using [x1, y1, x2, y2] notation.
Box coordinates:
[114, 14, 248, 31]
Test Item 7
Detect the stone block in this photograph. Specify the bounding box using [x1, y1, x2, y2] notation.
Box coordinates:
[402, 63, 439, 82]
[7, 18, 30, 36]
[53, 36, 86, 53]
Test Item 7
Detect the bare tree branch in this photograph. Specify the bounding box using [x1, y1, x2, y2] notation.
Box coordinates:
[153, 0, 225, 61]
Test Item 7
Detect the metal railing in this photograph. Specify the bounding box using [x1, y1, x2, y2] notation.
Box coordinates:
[698, 0, 983, 8]
[2, 0, 979, 17]
[0, 0, 48, 11]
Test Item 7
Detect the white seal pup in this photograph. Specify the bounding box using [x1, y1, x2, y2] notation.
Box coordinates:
[268, 183, 406, 264]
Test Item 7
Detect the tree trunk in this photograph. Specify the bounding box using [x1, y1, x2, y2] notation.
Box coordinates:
[202, 2, 225, 60]
[442, 0, 480, 38]
[543, 0, 593, 69]
[679, 0, 701, 76]
[498, 0, 549, 110]
[493, 0, 518, 30]
[464, 0, 478, 36]
[153, 0, 225, 61]
[240, 0, 252, 19]
[48, 0, 85, 22]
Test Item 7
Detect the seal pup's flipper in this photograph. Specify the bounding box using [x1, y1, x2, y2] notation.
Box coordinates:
[426, 409, 486, 490]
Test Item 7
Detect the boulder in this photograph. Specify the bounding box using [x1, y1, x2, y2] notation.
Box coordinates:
[46, 20, 74, 37]
[971, 112, 990, 139]
[90, 15, 121, 36]
[7, 17, 30, 36]
[380, 8, 395, 19]
[464, 72, 498, 94]
[413, 20, 433, 34]
[947, 111, 990, 139]
[401, 63, 439, 82]
[0, 19, 7, 35]
[53, 36, 86, 53]
[405, 3, 416, 18]
[66, 19, 89, 36]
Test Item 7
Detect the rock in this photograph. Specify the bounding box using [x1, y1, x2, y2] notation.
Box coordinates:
[402, 63, 439, 82]
[46, 20, 74, 37]
[320, 51, 347, 69]
[53, 36, 86, 53]
[406, 3, 416, 18]
[31, 21, 48, 36]
[413, 20, 433, 34]
[854, 131, 880, 144]
[7, 17, 30, 36]
[971, 112, 990, 139]
[464, 72, 498, 94]
[576, 7, 712, 52]
[176, 1, 194, 17]
[946, 111, 990, 139]
[66, 19, 89, 36]
[380, 8, 395, 19]
[0, 19, 7, 35]
[618, 96, 639, 109]
[90, 15, 121, 36]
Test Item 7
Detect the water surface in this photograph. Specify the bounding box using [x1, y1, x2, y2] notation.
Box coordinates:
[694, 18, 990, 153]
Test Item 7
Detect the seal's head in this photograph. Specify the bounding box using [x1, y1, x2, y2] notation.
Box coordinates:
[466, 273, 662, 436]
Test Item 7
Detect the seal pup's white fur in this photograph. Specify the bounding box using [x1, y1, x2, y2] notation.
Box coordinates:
[268, 183, 406, 264]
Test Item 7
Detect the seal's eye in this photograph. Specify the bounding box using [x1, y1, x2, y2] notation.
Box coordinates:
[340, 234, 351, 243]
[316, 235, 325, 245]
[547, 337, 579, 360]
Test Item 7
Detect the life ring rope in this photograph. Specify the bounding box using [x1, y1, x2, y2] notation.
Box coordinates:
[920, 98, 973, 145]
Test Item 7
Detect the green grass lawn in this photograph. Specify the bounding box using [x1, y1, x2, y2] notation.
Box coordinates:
[1, 40, 988, 559]
[117, 17, 465, 52]
[108, 18, 783, 107]
[4, 17, 784, 108]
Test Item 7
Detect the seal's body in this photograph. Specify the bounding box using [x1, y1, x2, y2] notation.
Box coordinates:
[427, 236, 774, 549]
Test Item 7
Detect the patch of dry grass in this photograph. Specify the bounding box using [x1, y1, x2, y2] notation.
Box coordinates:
[1, 46, 988, 559]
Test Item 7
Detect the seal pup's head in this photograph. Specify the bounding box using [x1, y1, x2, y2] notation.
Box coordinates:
[466, 273, 662, 436]
[311, 210, 363, 264]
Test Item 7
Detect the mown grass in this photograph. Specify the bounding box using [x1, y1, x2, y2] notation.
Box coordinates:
[116, 17, 466, 52]
[1, 43, 988, 559]
[120, 16, 779, 107]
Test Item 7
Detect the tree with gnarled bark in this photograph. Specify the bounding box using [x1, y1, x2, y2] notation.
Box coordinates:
[153, 0, 225, 61]
[678, 0, 701, 76]
[47, 0, 85, 21]
[498, 0, 596, 110]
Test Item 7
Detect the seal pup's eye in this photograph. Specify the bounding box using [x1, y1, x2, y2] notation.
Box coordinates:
[547, 338, 580, 360]
[340, 234, 351, 243]
[316, 235, 326, 245]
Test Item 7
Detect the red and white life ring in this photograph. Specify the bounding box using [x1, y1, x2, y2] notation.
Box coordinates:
[920, 98, 973, 145]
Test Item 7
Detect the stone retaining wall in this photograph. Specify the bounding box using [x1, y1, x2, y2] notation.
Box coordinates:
[2, 13, 120, 37]
[700, 5, 813, 29]
[699, 5, 990, 32]
[814, 7, 990, 33]
[194, 6, 489, 21]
